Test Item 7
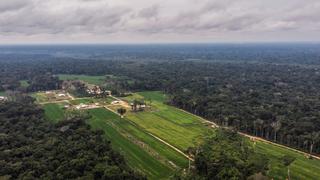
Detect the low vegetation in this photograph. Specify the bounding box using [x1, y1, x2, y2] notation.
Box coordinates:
[43, 103, 65, 123]
[255, 141, 320, 179]
[123, 91, 214, 150]
[87, 108, 177, 179]
[0, 91, 6, 96]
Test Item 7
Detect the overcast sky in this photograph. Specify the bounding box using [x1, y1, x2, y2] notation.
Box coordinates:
[0, 0, 319, 44]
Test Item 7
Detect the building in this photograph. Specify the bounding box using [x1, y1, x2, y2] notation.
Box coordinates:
[58, 93, 66, 97]
[87, 86, 111, 96]
[0, 96, 8, 101]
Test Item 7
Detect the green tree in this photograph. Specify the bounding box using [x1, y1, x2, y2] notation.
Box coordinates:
[282, 155, 296, 180]
[117, 108, 127, 118]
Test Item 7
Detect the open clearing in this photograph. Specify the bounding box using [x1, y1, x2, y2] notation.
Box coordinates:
[123, 91, 320, 180]
[87, 108, 181, 179]
[19, 80, 29, 87]
[31, 90, 72, 104]
[123, 91, 214, 150]
[43, 103, 66, 123]
[40, 86, 320, 179]
[256, 141, 320, 179]
[42, 93, 189, 179]
[0, 91, 6, 96]
[58, 74, 106, 85]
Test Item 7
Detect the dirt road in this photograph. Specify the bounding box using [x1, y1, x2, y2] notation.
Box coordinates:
[177, 107, 320, 160]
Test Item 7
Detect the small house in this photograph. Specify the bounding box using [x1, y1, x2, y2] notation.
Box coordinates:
[111, 101, 120, 105]
[0, 96, 8, 101]
[58, 93, 66, 97]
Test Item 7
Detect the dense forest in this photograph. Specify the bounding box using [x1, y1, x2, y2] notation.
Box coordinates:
[0, 95, 144, 179]
[1, 57, 320, 155]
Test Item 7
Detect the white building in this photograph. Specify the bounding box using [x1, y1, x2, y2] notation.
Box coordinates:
[0, 96, 8, 101]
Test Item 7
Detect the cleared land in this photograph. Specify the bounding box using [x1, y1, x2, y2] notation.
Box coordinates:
[43, 103, 65, 123]
[19, 80, 29, 87]
[256, 141, 320, 179]
[40, 85, 320, 179]
[41, 92, 189, 179]
[69, 98, 94, 105]
[87, 108, 183, 179]
[123, 91, 320, 179]
[58, 74, 106, 85]
[0, 91, 6, 96]
[123, 91, 213, 150]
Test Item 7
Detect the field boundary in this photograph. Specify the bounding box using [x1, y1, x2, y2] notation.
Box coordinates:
[102, 106, 194, 162]
[147, 132, 194, 161]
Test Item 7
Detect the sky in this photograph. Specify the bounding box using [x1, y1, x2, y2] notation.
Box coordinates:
[0, 0, 319, 44]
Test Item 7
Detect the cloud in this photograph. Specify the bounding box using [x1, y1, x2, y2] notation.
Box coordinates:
[137, 5, 159, 19]
[0, 0, 319, 43]
[0, 0, 29, 12]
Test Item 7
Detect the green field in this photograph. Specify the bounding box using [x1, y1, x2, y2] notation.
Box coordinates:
[20, 80, 29, 87]
[87, 108, 181, 179]
[0, 91, 6, 96]
[43, 103, 65, 122]
[255, 141, 320, 180]
[30, 92, 46, 103]
[123, 91, 213, 150]
[58, 74, 106, 85]
[69, 98, 94, 105]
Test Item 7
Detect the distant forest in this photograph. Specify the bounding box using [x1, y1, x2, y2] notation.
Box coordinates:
[1, 44, 320, 156]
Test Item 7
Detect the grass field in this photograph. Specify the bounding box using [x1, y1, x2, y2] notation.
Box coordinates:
[31, 92, 48, 103]
[58, 74, 106, 85]
[43, 103, 65, 122]
[20, 80, 29, 87]
[255, 141, 320, 179]
[0, 91, 6, 96]
[69, 98, 94, 105]
[87, 108, 181, 179]
[123, 91, 213, 150]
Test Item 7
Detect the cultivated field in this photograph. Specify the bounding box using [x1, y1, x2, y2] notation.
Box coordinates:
[255, 141, 320, 179]
[40, 86, 320, 179]
[123, 91, 320, 180]
[123, 91, 213, 150]
[40, 91, 189, 179]
[58, 74, 106, 85]
[87, 108, 184, 179]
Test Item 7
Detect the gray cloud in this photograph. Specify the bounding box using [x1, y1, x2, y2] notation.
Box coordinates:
[137, 5, 159, 19]
[0, 0, 29, 12]
[0, 0, 319, 43]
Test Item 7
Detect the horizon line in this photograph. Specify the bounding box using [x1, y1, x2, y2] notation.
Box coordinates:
[1, 41, 320, 46]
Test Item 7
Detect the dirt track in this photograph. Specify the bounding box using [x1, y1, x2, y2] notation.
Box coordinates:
[177, 107, 320, 160]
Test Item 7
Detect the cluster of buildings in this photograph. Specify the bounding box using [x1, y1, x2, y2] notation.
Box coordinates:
[0, 96, 8, 101]
[74, 103, 100, 110]
[86, 86, 111, 96]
